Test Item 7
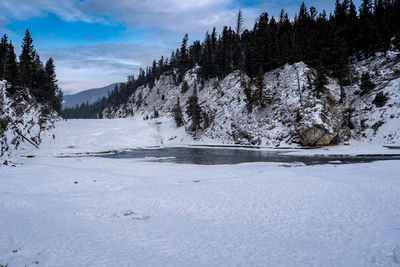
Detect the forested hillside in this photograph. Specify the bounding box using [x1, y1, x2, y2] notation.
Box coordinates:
[63, 0, 400, 120]
[0, 30, 62, 159]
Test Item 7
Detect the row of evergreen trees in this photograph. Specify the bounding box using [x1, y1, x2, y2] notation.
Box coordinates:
[62, 0, 400, 119]
[0, 30, 63, 113]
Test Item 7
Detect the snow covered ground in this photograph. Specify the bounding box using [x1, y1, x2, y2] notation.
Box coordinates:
[1, 119, 400, 266]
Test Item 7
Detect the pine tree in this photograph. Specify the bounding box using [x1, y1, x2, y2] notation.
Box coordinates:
[31, 53, 46, 97]
[186, 86, 202, 132]
[255, 66, 265, 106]
[0, 34, 9, 80]
[374, 0, 390, 49]
[44, 57, 62, 113]
[357, 0, 378, 57]
[242, 80, 253, 113]
[19, 29, 35, 88]
[313, 66, 328, 98]
[359, 72, 375, 96]
[179, 33, 189, 74]
[4, 42, 19, 93]
[172, 97, 184, 127]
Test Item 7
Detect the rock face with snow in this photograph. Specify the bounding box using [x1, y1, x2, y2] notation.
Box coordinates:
[0, 81, 58, 160]
[104, 51, 400, 147]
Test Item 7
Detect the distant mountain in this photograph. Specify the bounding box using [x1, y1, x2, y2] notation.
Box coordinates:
[62, 83, 120, 108]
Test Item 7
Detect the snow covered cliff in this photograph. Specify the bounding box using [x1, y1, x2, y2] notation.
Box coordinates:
[104, 51, 400, 147]
[0, 81, 58, 161]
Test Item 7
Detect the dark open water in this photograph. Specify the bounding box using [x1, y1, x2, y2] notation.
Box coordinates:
[91, 147, 400, 165]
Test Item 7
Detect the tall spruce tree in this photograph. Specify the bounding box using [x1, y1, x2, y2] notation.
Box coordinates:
[255, 66, 266, 107]
[31, 52, 46, 98]
[4, 42, 19, 93]
[313, 66, 328, 98]
[19, 29, 35, 88]
[172, 97, 184, 127]
[44, 57, 62, 113]
[186, 86, 202, 132]
[0, 34, 9, 79]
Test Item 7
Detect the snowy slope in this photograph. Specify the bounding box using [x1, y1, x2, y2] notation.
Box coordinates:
[104, 51, 400, 147]
[345, 51, 400, 144]
[0, 81, 58, 161]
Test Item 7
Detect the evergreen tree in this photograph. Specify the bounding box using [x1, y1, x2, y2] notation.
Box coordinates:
[181, 80, 189, 94]
[255, 66, 266, 107]
[31, 52, 46, 99]
[179, 33, 189, 73]
[186, 86, 202, 132]
[313, 66, 328, 98]
[357, 0, 378, 57]
[0, 34, 9, 79]
[4, 42, 19, 93]
[19, 29, 35, 88]
[43, 57, 62, 113]
[242, 80, 253, 113]
[359, 72, 375, 96]
[172, 97, 184, 127]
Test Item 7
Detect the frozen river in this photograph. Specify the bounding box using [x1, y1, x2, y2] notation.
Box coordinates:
[91, 147, 400, 165]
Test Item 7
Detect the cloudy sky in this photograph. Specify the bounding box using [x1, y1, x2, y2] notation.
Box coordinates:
[0, 0, 361, 95]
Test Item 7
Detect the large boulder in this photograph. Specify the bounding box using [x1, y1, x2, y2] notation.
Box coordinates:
[299, 124, 335, 146]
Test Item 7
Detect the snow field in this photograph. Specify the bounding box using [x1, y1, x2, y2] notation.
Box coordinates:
[1, 118, 400, 266]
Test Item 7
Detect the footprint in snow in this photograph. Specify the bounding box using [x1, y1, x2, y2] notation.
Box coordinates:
[112, 209, 150, 221]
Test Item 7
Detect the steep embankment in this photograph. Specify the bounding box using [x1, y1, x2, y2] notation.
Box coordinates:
[0, 81, 59, 161]
[104, 51, 400, 147]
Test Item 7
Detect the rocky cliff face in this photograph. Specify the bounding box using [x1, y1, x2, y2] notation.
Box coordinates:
[104, 51, 400, 147]
[0, 81, 58, 161]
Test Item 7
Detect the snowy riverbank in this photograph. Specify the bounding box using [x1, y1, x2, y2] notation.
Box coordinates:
[8, 118, 400, 159]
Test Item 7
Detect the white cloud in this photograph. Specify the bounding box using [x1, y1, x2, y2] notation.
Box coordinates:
[0, 0, 347, 93]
